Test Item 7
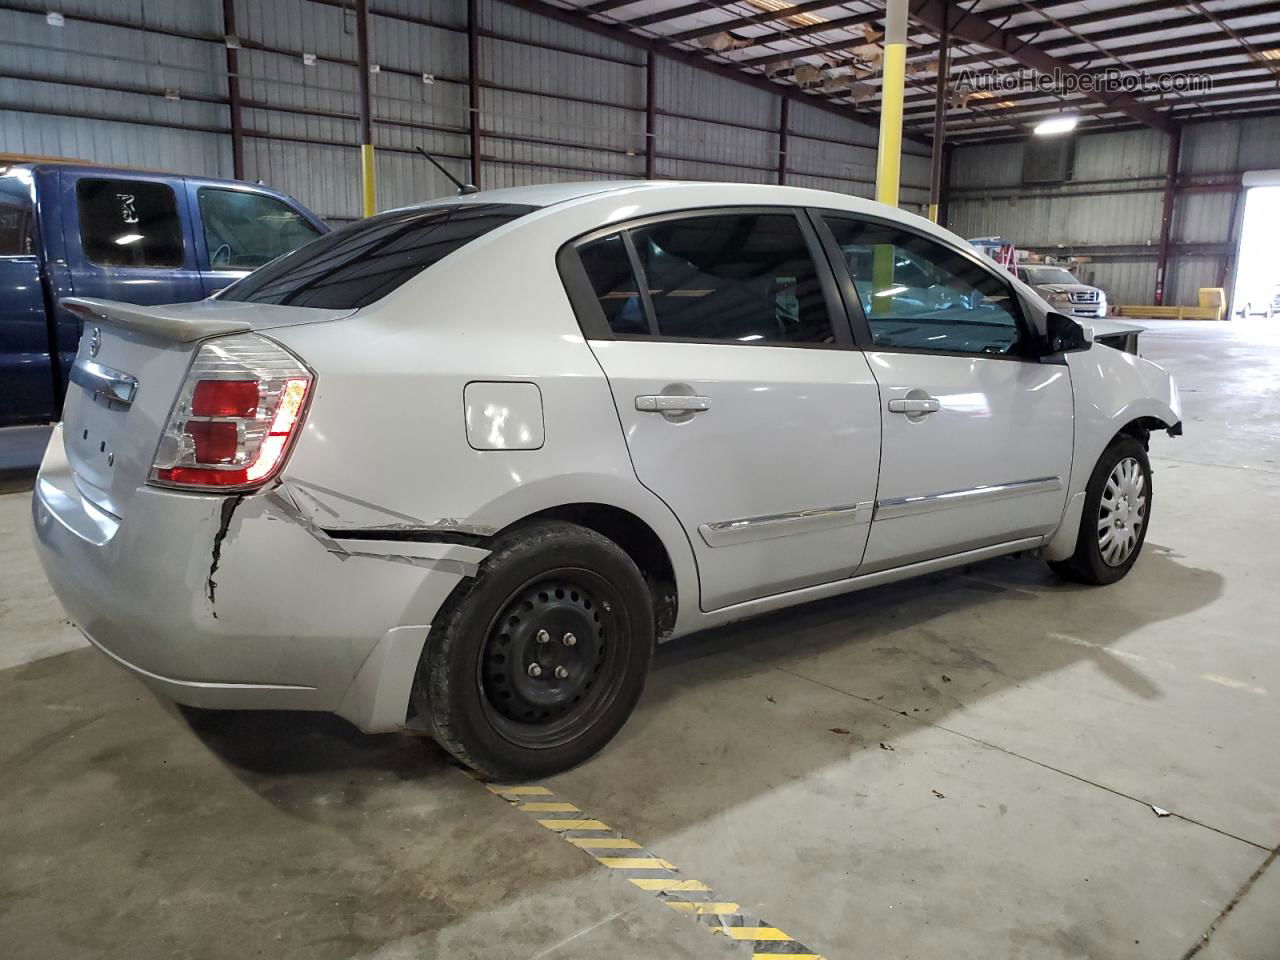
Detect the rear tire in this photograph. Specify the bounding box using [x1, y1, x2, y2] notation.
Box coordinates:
[414, 521, 654, 780]
[1048, 436, 1152, 585]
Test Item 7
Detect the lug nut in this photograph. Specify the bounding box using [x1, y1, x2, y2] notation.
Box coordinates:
[554, 666, 569, 679]
[536, 629, 550, 644]
[527, 663, 543, 678]
[562, 632, 577, 647]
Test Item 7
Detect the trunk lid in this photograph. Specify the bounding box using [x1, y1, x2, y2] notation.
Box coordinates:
[59, 298, 352, 517]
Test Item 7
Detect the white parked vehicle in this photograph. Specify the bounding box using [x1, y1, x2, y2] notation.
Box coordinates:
[32, 182, 1182, 779]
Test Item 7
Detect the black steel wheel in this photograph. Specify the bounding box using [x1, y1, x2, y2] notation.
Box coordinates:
[478, 572, 626, 749]
[414, 521, 654, 780]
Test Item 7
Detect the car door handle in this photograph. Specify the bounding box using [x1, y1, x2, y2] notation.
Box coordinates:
[887, 397, 940, 415]
[635, 395, 711, 413]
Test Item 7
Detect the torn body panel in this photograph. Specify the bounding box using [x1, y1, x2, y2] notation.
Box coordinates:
[32, 433, 467, 728]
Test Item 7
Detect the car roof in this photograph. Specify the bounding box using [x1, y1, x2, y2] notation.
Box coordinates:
[389, 179, 943, 236]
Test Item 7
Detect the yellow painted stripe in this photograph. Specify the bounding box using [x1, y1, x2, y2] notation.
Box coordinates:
[629, 878, 710, 892]
[665, 901, 741, 915]
[537, 818, 610, 831]
[596, 856, 675, 870]
[722, 927, 792, 941]
[480, 778, 826, 957]
[518, 802, 580, 812]
[567, 837, 641, 850]
[486, 785, 551, 796]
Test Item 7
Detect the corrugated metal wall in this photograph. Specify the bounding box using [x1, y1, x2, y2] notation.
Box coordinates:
[0, 0, 932, 224]
[946, 117, 1280, 306]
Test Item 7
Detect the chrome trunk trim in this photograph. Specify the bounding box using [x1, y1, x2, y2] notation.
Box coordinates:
[69, 358, 138, 406]
[875, 476, 1063, 521]
[699, 500, 873, 548]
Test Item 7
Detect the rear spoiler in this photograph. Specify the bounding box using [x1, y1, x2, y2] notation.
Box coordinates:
[61, 297, 252, 343]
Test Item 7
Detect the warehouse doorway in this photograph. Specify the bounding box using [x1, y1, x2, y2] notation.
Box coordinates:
[1232, 184, 1280, 318]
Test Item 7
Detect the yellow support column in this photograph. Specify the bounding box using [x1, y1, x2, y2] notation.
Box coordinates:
[361, 143, 377, 218]
[875, 0, 908, 208]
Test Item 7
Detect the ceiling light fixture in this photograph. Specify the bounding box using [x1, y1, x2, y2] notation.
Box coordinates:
[1035, 115, 1078, 135]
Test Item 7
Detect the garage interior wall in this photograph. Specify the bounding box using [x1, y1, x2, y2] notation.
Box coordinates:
[945, 117, 1280, 307]
[0, 0, 933, 223]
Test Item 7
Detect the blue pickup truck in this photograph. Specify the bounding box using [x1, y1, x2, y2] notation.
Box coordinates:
[0, 162, 327, 427]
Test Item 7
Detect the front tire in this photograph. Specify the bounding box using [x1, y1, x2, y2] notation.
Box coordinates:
[1048, 436, 1153, 585]
[414, 521, 654, 780]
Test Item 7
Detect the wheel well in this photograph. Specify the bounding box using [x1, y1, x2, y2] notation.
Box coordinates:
[506, 503, 679, 640]
[1116, 416, 1172, 449]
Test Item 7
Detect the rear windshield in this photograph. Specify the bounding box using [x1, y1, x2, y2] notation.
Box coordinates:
[218, 202, 537, 309]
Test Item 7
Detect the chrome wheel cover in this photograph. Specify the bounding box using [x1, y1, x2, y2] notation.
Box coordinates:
[1097, 457, 1147, 567]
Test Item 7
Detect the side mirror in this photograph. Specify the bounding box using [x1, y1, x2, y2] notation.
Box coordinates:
[1042, 311, 1092, 355]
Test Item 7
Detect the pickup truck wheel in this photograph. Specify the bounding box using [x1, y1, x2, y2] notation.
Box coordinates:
[414, 521, 654, 780]
[1048, 436, 1152, 585]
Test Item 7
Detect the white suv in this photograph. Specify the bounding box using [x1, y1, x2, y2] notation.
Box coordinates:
[33, 181, 1182, 779]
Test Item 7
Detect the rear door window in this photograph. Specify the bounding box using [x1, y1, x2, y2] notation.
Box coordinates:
[632, 213, 836, 344]
[77, 178, 184, 267]
[573, 212, 839, 345]
[218, 203, 536, 309]
[197, 188, 321, 270]
[0, 173, 36, 256]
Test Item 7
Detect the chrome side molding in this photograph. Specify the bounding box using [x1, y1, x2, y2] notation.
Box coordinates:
[70, 359, 138, 406]
[699, 500, 873, 548]
[875, 476, 1063, 521]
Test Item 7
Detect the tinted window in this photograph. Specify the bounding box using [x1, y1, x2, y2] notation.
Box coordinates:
[219, 202, 535, 309]
[577, 233, 649, 336]
[198, 188, 321, 270]
[825, 216, 1023, 355]
[77, 178, 184, 267]
[628, 213, 835, 344]
[0, 173, 36, 256]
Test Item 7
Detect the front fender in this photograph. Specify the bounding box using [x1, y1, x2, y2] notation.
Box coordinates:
[1046, 348, 1181, 561]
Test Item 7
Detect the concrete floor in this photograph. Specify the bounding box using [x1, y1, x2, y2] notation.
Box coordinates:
[2, 320, 1277, 960]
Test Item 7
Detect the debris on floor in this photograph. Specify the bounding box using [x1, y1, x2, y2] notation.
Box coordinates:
[1152, 805, 1171, 817]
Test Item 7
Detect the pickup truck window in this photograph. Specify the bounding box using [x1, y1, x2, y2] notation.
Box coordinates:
[823, 215, 1024, 356]
[197, 187, 321, 270]
[77, 178, 184, 268]
[0, 174, 36, 256]
[218, 202, 535, 309]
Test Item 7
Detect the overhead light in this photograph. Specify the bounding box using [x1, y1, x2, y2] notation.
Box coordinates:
[114, 233, 143, 245]
[744, 0, 826, 28]
[1260, 48, 1280, 61]
[1035, 115, 1078, 135]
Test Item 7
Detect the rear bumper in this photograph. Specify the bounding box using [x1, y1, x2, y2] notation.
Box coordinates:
[31, 424, 480, 730]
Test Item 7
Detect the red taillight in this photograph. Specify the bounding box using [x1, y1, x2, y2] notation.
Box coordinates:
[192, 379, 259, 417]
[150, 335, 313, 492]
[186, 420, 240, 463]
